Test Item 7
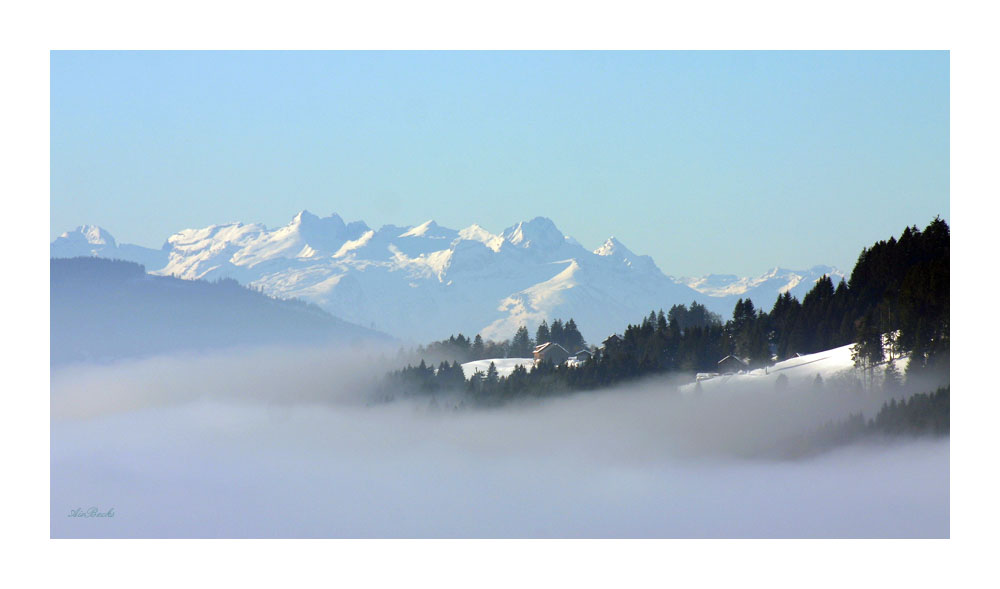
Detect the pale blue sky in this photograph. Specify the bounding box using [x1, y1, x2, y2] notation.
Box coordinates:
[51, 51, 948, 276]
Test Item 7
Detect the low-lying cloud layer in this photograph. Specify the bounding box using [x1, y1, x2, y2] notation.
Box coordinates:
[51, 346, 949, 538]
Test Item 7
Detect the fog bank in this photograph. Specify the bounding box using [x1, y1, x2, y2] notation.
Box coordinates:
[51, 347, 949, 538]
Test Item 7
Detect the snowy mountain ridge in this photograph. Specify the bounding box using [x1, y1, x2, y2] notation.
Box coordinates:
[679, 265, 845, 298]
[51, 212, 842, 343]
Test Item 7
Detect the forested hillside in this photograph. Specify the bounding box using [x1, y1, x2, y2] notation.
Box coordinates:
[382, 218, 950, 401]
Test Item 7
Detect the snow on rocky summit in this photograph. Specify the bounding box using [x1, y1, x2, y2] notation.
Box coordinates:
[51, 211, 841, 343]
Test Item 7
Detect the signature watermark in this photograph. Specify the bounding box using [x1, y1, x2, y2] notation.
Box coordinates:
[68, 507, 115, 518]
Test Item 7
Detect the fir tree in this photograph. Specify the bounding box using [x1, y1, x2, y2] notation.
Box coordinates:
[852, 315, 884, 391]
[550, 319, 565, 346]
[485, 361, 499, 388]
[510, 326, 533, 358]
[883, 358, 902, 394]
[535, 320, 550, 345]
[563, 318, 585, 352]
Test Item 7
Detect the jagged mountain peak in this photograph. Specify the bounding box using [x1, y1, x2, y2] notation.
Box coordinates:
[457, 224, 504, 252]
[592, 235, 660, 273]
[51, 212, 837, 343]
[51, 224, 170, 270]
[58, 225, 117, 247]
[289, 210, 351, 232]
[291, 209, 319, 223]
[399, 220, 455, 239]
[680, 266, 846, 299]
[594, 236, 632, 257]
[501, 216, 566, 250]
[283, 211, 370, 253]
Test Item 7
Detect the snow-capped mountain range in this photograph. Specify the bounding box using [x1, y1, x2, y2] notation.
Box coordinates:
[676, 265, 844, 299]
[51, 212, 844, 343]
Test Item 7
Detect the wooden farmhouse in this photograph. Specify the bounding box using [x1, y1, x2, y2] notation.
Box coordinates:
[533, 342, 570, 365]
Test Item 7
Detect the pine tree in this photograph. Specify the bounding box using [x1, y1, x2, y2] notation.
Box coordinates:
[550, 319, 565, 347]
[485, 361, 499, 389]
[563, 318, 585, 352]
[535, 320, 550, 345]
[472, 334, 485, 360]
[851, 315, 884, 391]
[510, 326, 533, 358]
[668, 304, 688, 332]
[883, 358, 902, 394]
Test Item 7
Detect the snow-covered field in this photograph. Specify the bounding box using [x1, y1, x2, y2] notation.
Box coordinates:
[680, 343, 910, 394]
[463, 343, 910, 396]
[460, 357, 535, 379]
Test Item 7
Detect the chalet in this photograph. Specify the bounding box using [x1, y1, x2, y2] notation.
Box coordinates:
[533, 342, 570, 365]
[601, 334, 623, 349]
[717, 355, 749, 374]
[573, 349, 593, 362]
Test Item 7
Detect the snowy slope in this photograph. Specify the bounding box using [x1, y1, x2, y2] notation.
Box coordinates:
[52, 212, 837, 344]
[678, 344, 910, 394]
[461, 358, 536, 380]
[144, 211, 710, 342]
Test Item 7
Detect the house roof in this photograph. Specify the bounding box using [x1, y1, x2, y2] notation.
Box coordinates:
[717, 355, 748, 366]
[534, 342, 569, 355]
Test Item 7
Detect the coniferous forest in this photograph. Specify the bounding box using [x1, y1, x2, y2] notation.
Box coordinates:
[780, 386, 950, 458]
[380, 218, 950, 411]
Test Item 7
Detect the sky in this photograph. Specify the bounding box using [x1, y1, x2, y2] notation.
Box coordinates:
[50, 51, 949, 277]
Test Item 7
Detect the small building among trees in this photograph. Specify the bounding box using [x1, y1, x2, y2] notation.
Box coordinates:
[717, 355, 749, 374]
[566, 349, 593, 366]
[533, 342, 570, 365]
[601, 334, 622, 350]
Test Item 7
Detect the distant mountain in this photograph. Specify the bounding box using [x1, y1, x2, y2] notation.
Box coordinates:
[678, 265, 847, 306]
[50, 257, 386, 365]
[51, 225, 170, 270]
[51, 213, 842, 344]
